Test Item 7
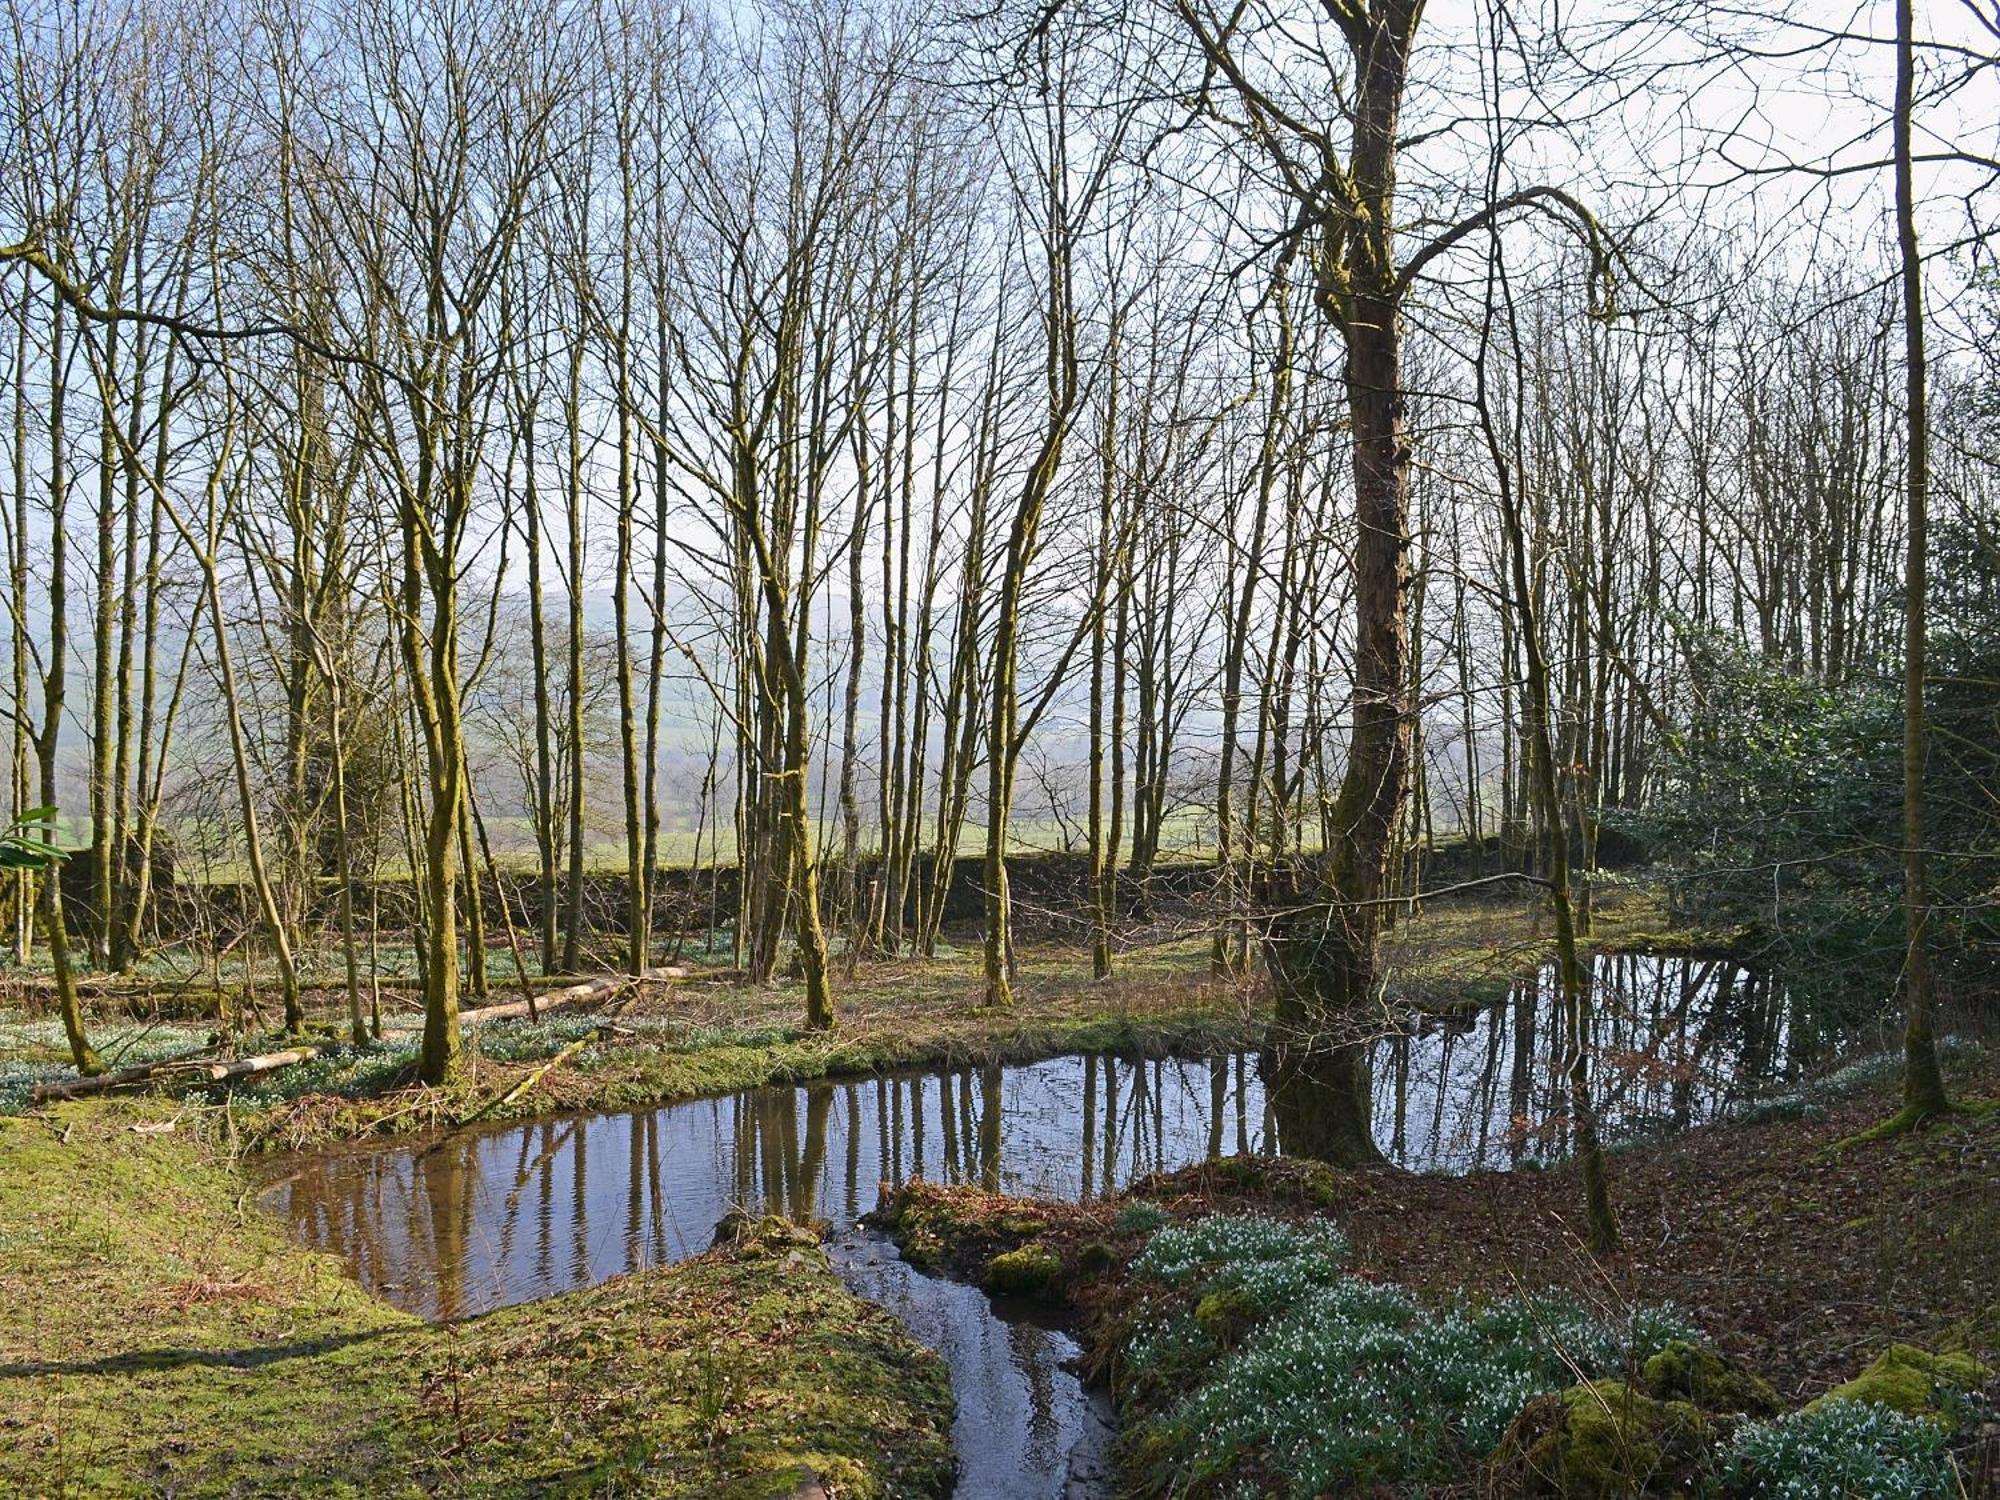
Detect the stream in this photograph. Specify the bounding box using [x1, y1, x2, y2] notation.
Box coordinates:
[263, 953, 1805, 1498]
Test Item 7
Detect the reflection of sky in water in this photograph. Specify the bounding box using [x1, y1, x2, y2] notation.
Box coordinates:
[268, 954, 1801, 1320]
[266, 956, 1800, 1320]
[268, 1057, 1180, 1500]
[830, 1231, 1113, 1500]
[264, 954, 1798, 1500]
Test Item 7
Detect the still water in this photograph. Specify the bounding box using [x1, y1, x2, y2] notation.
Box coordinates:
[268, 1053, 1253, 1321]
[1386, 951, 1801, 1169]
[264, 954, 1801, 1498]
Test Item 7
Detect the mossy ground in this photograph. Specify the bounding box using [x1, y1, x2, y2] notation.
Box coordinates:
[1807, 1344, 1991, 1428]
[0, 1103, 954, 1498]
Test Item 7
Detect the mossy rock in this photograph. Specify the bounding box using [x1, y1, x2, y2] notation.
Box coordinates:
[1806, 1343, 1990, 1429]
[1492, 1379, 1708, 1498]
[715, 1211, 825, 1260]
[984, 1244, 1062, 1297]
[1641, 1339, 1780, 1415]
[1192, 1285, 1262, 1345]
[1077, 1240, 1116, 1274]
[1200, 1154, 1342, 1207]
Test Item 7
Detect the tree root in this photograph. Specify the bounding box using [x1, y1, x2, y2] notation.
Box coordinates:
[1830, 1095, 1998, 1152]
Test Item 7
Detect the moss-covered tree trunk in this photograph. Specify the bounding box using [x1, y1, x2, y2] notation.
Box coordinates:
[37, 304, 97, 1073]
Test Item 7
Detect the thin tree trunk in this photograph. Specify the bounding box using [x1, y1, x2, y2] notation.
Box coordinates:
[1893, 0, 1947, 1120]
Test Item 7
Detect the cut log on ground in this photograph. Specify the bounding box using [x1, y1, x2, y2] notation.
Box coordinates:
[456, 967, 684, 1028]
[194, 1046, 325, 1081]
[449, 977, 661, 1131]
[30, 1044, 327, 1104]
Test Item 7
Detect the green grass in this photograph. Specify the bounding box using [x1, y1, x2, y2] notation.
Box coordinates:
[0, 1101, 954, 1498]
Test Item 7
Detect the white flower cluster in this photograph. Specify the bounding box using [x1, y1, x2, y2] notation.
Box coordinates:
[1724, 1398, 1954, 1500]
[1126, 1212, 1695, 1496]
[227, 1039, 420, 1108]
[1130, 1213, 1350, 1287]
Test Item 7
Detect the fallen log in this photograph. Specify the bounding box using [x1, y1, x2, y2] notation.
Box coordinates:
[29, 1044, 223, 1103]
[30, 1043, 326, 1104]
[448, 976, 658, 1133]
[488, 1035, 594, 1112]
[192, 1045, 325, 1081]
[33, 968, 684, 1105]
[456, 966, 684, 1028]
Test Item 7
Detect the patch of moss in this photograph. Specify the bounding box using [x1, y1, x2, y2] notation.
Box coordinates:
[876, 1193, 969, 1271]
[1191, 1286, 1262, 1345]
[984, 1245, 1062, 1297]
[1640, 1339, 1779, 1415]
[1077, 1241, 1115, 1274]
[1806, 1343, 1989, 1429]
[1494, 1379, 1708, 1499]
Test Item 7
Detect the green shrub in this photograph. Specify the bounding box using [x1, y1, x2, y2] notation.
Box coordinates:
[1112, 1200, 1169, 1235]
[1723, 1399, 1956, 1499]
[1638, 532, 2000, 1030]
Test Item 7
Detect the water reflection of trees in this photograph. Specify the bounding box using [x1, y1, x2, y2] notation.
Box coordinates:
[279, 962, 1800, 1319]
[280, 1051, 1289, 1320]
[1370, 955, 1801, 1170]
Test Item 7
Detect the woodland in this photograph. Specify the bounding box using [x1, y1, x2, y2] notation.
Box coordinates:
[0, 0, 1996, 1495]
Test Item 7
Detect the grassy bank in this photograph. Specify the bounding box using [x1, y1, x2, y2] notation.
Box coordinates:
[871, 1044, 2000, 1496]
[0, 1101, 955, 1498]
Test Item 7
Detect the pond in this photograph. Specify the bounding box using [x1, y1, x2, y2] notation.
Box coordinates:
[1381, 951, 1805, 1169]
[263, 953, 1802, 1498]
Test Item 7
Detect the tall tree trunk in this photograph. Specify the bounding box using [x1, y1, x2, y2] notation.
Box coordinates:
[1893, 0, 1947, 1121]
[520, 398, 559, 975]
[1266, 289, 1407, 1168]
[1479, 266, 1618, 1254]
[39, 304, 97, 1073]
[1214, 277, 1288, 974]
